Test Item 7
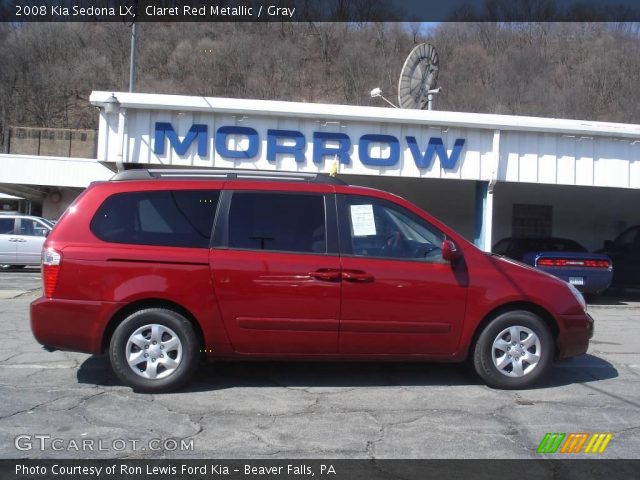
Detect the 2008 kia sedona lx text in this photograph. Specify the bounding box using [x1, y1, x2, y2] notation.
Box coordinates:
[31, 169, 593, 392]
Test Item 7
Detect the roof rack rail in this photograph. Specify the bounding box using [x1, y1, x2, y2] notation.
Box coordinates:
[110, 169, 347, 185]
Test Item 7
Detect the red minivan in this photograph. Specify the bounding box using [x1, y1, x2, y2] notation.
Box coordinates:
[31, 169, 593, 392]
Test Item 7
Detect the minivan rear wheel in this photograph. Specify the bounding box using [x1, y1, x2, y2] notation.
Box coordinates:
[473, 310, 553, 389]
[109, 308, 199, 393]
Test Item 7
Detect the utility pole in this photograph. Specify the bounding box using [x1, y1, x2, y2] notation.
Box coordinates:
[129, 22, 137, 92]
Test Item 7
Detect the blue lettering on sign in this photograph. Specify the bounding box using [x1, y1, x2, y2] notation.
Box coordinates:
[153, 122, 466, 170]
[312, 132, 351, 165]
[267, 129, 305, 163]
[215, 126, 259, 159]
[359, 134, 400, 167]
[407, 137, 466, 170]
[154, 122, 208, 156]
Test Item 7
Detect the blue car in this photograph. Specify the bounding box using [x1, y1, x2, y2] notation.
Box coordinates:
[493, 237, 613, 295]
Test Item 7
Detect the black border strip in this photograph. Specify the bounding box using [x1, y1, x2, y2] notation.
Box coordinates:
[3, 459, 640, 480]
[3, 0, 640, 23]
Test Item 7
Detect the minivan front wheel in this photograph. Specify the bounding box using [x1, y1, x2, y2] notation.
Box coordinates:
[473, 311, 553, 389]
[109, 308, 199, 393]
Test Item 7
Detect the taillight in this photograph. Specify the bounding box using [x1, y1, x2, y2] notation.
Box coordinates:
[536, 258, 611, 268]
[42, 248, 61, 298]
[583, 260, 612, 268]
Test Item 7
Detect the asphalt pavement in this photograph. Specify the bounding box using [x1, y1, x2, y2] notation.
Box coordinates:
[0, 268, 638, 459]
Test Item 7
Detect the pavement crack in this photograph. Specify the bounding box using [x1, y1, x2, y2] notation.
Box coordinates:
[14, 287, 42, 299]
[0, 352, 23, 363]
[184, 414, 204, 439]
[489, 403, 536, 457]
[0, 395, 66, 420]
[67, 391, 107, 411]
[612, 424, 640, 435]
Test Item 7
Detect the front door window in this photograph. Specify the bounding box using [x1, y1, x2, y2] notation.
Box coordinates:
[339, 195, 445, 263]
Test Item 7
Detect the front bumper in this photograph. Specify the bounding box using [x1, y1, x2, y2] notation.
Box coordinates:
[556, 311, 594, 360]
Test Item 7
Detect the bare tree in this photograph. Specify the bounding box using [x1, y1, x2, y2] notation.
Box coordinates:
[1, 19, 640, 144]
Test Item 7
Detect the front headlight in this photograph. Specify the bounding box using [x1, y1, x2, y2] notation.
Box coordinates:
[567, 282, 586, 311]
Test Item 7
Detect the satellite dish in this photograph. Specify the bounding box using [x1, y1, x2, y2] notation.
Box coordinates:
[398, 43, 439, 109]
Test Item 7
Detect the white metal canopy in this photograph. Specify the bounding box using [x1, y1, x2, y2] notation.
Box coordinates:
[90, 91, 640, 191]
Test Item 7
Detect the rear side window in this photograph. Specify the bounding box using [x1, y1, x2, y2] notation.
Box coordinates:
[550, 239, 587, 252]
[228, 192, 326, 253]
[0, 218, 15, 234]
[91, 190, 220, 248]
[521, 238, 587, 253]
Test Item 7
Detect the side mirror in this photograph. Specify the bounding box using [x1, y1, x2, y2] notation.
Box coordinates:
[442, 239, 461, 263]
[603, 240, 613, 250]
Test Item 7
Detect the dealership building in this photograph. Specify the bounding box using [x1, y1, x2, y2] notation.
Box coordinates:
[1, 90, 639, 252]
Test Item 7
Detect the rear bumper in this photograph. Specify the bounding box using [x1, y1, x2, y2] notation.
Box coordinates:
[556, 311, 594, 360]
[538, 267, 612, 294]
[30, 297, 122, 354]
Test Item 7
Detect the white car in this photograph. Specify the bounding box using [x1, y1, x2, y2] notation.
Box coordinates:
[0, 214, 53, 269]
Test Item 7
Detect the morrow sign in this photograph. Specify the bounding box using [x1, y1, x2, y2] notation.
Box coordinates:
[154, 122, 466, 170]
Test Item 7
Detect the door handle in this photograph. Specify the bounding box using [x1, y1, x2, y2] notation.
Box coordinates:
[342, 271, 374, 283]
[308, 269, 341, 281]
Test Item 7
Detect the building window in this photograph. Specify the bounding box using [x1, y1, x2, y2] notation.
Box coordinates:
[512, 204, 552, 238]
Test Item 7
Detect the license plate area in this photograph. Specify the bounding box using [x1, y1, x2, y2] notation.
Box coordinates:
[569, 277, 584, 286]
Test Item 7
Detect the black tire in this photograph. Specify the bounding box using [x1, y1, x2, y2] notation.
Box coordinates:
[109, 308, 200, 393]
[473, 310, 554, 389]
[583, 292, 599, 303]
